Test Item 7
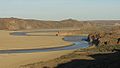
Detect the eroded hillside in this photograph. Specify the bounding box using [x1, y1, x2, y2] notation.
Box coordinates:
[0, 18, 120, 31]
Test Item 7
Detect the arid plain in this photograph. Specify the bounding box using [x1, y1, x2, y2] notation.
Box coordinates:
[0, 18, 120, 68]
[0, 30, 72, 68]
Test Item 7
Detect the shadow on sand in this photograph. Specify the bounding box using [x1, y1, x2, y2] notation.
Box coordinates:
[55, 49, 120, 68]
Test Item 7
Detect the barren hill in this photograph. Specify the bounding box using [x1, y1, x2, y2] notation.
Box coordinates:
[0, 18, 120, 30]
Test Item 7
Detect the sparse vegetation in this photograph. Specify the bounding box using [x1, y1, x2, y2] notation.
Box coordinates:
[18, 22, 120, 68]
[0, 18, 120, 68]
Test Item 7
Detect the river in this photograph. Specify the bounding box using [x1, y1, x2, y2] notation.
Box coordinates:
[0, 31, 89, 54]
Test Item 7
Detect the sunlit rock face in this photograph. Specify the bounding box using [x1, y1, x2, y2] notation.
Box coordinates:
[87, 29, 120, 45]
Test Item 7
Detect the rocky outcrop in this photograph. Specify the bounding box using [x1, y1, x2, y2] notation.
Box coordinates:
[117, 38, 120, 44]
[87, 28, 120, 46]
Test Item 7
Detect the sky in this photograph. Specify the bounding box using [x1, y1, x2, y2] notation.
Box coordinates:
[0, 0, 120, 20]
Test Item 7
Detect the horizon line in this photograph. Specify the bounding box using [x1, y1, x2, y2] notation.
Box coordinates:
[0, 17, 120, 21]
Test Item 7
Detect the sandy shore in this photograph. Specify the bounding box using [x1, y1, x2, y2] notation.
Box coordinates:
[0, 30, 71, 50]
[0, 50, 73, 68]
[0, 30, 73, 68]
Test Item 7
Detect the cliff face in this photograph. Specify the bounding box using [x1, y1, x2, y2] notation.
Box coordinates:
[0, 18, 120, 30]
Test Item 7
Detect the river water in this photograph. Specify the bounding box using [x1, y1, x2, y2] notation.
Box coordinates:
[0, 32, 89, 54]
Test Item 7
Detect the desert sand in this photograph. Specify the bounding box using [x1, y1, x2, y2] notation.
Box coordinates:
[0, 30, 73, 68]
[0, 50, 73, 68]
[0, 30, 71, 50]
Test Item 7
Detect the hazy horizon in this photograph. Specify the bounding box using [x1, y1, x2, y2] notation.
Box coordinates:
[0, 0, 120, 20]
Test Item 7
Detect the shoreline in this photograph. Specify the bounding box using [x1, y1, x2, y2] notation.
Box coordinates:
[0, 31, 89, 54]
[0, 30, 72, 50]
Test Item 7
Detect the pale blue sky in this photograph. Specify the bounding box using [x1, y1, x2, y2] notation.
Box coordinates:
[0, 0, 120, 20]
